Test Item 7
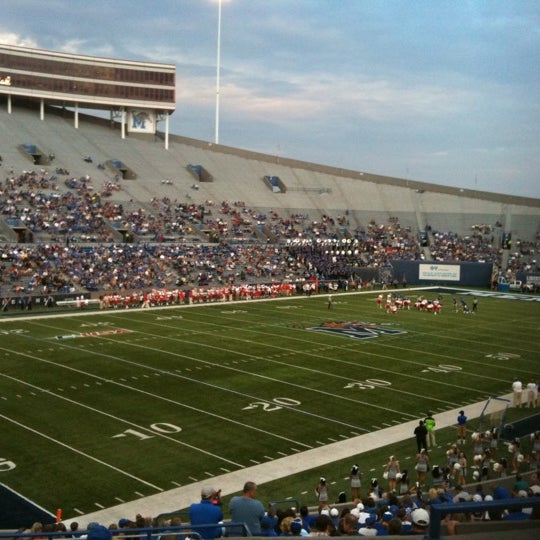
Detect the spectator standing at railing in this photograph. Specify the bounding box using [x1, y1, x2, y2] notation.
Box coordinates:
[229, 481, 265, 536]
[189, 486, 224, 539]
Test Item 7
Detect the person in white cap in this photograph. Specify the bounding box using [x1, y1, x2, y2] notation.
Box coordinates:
[410, 508, 430, 534]
[189, 486, 224, 540]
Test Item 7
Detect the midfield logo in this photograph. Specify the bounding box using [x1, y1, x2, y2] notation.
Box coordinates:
[308, 321, 407, 340]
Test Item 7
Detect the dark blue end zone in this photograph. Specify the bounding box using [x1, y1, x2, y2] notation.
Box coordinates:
[501, 412, 540, 440]
[0, 483, 55, 530]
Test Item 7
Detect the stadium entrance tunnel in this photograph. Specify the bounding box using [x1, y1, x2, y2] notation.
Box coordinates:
[105, 159, 136, 179]
[263, 175, 286, 193]
[187, 163, 213, 183]
[18, 143, 52, 165]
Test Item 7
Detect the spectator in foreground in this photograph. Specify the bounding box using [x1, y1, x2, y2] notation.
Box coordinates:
[229, 481, 265, 536]
[189, 486, 224, 539]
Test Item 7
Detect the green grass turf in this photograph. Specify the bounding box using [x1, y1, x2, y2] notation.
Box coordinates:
[0, 288, 538, 517]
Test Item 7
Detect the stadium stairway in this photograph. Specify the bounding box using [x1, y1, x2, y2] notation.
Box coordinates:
[62, 394, 516, 528]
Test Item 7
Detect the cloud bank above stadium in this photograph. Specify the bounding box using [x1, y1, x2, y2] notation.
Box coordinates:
[1, 0, 539, 199]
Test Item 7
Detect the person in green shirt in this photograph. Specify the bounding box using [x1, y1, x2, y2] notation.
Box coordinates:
[425, 412, 436, 448]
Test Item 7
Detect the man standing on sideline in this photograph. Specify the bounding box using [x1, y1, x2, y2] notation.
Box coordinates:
[414, 420, 428, 453]
[512, 377, 523, 408]
[457, 410, 468, 445]
[229, 481, 265, 536]
[526, 380, 538, 408]
[425, 412, 436, 449]
[189, 486, 224, 540]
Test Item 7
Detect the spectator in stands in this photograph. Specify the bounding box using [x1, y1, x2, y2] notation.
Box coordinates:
[408, 508, 430, 536]
[69, 523, 81, 538]
[260, 505, 279, 537]
[357, 514, 377, 536]
[189, 486, 224, 539]
[229, 481, 265, 536]
[337, 512, 359, 535]
[308, 514, 334, 536]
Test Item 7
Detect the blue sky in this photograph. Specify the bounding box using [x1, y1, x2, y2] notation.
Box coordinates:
[2, 0, 540, 198]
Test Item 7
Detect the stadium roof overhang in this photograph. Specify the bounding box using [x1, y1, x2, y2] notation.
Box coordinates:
[0, 43, 176, 147]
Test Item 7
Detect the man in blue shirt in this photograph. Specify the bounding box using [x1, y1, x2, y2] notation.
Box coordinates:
[189, 486, 224, 540]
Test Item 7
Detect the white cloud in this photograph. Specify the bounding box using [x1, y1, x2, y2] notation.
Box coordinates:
[0, 32, 38, 48]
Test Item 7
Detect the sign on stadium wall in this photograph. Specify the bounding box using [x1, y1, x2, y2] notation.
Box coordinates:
[128, 109, 156, 133]
[418, 263, 461, 281]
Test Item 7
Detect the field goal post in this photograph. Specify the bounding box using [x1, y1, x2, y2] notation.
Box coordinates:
[476, 396, 510, 434]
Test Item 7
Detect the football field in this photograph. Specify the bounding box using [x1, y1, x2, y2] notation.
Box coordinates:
[0, 287, 538, 521]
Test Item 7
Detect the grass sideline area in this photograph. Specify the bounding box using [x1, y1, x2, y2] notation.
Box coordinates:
[233, 407, 539, 516]
[0, 287, 538, 525]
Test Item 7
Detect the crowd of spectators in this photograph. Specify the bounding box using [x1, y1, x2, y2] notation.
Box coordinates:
[14, 473, 539, 538]
[11, 427, 540, 538]
[1, 168, 539, 301]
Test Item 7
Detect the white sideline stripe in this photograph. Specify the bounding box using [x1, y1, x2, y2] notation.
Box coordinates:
[0, 413, 163, 492]
[0, 481, 56, 518]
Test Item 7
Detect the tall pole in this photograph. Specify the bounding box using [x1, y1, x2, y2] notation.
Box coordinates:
[215, 0, 222, 144]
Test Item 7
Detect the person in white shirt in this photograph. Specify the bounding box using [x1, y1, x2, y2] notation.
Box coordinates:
[512, 378, 523, 408]
[526, 380, 538, 408]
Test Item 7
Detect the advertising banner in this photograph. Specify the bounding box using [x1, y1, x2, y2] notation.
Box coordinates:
[419, 264, 461, 281]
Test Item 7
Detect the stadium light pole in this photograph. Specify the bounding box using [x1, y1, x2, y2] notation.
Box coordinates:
[215, 0, 223, 144]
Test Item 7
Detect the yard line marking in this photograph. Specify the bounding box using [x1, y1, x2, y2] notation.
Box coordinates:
[2, 341, 311, 454]
[0, 370, 246, 468]
[183, 302, 538, 379]
[94, 503, 105, 509]
[0, 413, 164, 492]
[18, 322, 372, 436]
[101, 312, 504, 406]
[76, 330, 411, 423]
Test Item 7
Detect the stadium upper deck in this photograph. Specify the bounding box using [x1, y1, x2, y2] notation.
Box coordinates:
[0, 41, 539, 299]
[0, 44, 175, 145]
[0, 44, 175, 111]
